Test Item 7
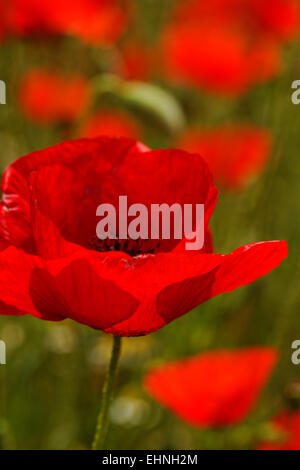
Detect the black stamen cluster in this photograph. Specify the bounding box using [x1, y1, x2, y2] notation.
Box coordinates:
[89, 236, 160, 257]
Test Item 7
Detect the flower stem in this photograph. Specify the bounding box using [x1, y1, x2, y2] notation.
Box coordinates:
[92, 335, 122, 450]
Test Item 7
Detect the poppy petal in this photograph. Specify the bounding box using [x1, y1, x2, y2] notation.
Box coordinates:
[0, 137, 143, 252]
[0, 246, 140, 329]
[0, 246, 63, 320]
[28, 141, 218, 253]
[105, 240, 287, 335]
[144, 347, 278, 427]
[45, 255, 140, 329]
[157, 241, 287, 324]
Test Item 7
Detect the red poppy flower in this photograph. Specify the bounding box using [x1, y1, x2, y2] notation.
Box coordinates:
[177, 125, 272, 189]
[160, 0, 297, 95]
[51, 0, 129, 45]
[78, 110, 141, 140]
[116, 41, 153, 81]
[247, 39, 282, 84]
[5, 0, 128, 45]
[144, 347, 278, 427]
[0, 137, 287, 335]
[161, 24, 281, 96]
[0, 0, 7, 41]
[19, 69, 91, 124]
[250, 0, 300, 42]
[174, 0, 299, 43]
[258, 410, 300, 450]
[4, 0, 57, 38]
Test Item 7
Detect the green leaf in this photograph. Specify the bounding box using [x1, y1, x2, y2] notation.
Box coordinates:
[92, 74, 186, 134]
[119, 81, 186, 134]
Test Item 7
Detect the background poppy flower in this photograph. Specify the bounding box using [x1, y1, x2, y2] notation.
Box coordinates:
[115, 40, 153, 81]
[0, 0, 7, 41]
[18, 69, 91, 124]
[177, 125, 272, 189]
[250, 0, 300, 42]
[4, 0, 59, 38]
[5, 0, 129, 44]
[144, 347, 278, 427]
[174, 0, 299, 43]
[50, 0, 129, 45]
[162, 25, 253, 95]
[160, 0, 297, 95]
[78, 110, 141, 140]
[258, 410, 300, 449]
[247, 39, 282, 83]
[0, 137, 287, 335]
[161, 24, 281, 95]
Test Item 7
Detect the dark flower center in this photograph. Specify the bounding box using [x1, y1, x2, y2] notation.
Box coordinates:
[89, 236, 160, 257]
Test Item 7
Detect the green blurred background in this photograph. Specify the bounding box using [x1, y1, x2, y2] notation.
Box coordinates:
[0, 0, 299, 450]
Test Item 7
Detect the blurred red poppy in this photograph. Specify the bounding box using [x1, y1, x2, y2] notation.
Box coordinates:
[162, 25, 248, 95]
[162, 24, 281, 95]
[0, 137, 287, 335]
[247, 39, 282, 84]
[249, 0, 300, 41]
[174, 0, 299, 43]
[144, 347, 278, 427]
[0, 0, 6, 41]
[258, 410, 300, 449]
[160, 0, 298, 95]
[4, 0, 129, 44]
[177, 125, 272, 189]
[79, 110, 141, 140]
[19, 69, 91, 124]
[116, 40, 153, 81]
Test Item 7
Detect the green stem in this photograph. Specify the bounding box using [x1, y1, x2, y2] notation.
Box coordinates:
[92, 335, 122, 450]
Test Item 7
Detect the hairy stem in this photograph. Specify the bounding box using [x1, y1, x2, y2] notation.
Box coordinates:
[92, 335, 122, 450]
